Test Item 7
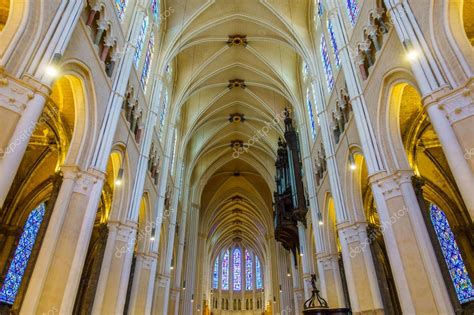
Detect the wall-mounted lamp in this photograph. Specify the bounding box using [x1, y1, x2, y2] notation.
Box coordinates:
[45, 53, 62, 77]
[150, 227, 156, 241]
[403, 39, 418, 61]
[349, 152, 356, 171]
[115, 168, 124, 186]
[318, 211, 324, 225]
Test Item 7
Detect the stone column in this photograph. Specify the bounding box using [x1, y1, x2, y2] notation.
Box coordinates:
[423, 89, 474, 219]
[180, 205, 200, 315]
[127, 252, 157, 314]
[267, 237, 281, 313]
[168, 289, 180, 315]
[20, 166, 105, 314]
[0, 0, 84, 207]
[316, 253, 346, 308]
[276, 244, 292, 313]
[170, 198, 190, 315]
[384, 0, 474, 217]
[327, 4, 454, 313]
[370, 170, 453, 313]
[153, 273, 171, 312]
[91, 222, 137, 314]
[297, 221, 313, 301]
[337, 222, 383, 313]
[155, 178, 181, 314]
[290, 254, 303, 315]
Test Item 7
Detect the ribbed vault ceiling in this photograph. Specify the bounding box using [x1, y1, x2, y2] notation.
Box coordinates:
[161, 0, 313, 259]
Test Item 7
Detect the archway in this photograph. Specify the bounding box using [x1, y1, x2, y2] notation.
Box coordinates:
[73, 150, 123, 314]
[463, 0, 474, 45]
[390, 82, 474, 310]
[0, 74, 85, 312]
[353, 153, 401, 314]
[322, 195, 349, 308]
[0, 0, 9, 31]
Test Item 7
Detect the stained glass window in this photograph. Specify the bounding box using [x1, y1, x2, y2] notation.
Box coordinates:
[327, 19, 341, 68]
[222, 250, 230, 290]
[245, 250, 253, 290]
[317, 0, 323, 17]
[430, 204, 474, 304]
[320, 34, 334, 91]
[233, 248, 241, 291]
[255, 256, 263, 289]
[213, 256, 219, 289]
[134, 16, 149, 68]
[140, 33, 154, 91]
[151, 0, 160, 19]
[115, 0, 127, 21]
[0, 204, 46, 304]
[346, 0, 359, 26]
[307, 91, 316, 140]
[170, 130, 177, 171]
[159, 91, 168, 140]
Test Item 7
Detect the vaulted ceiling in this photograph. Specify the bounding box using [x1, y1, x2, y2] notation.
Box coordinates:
[160, 0, 314, 258]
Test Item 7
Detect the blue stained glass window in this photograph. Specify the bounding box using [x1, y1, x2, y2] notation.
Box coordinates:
[327, 19, 341, 68]
[115, 0, 127, 21]
[213, 256, 219, 289]
[0, 204, 46, 305]
[346, 0, 359, 26]
[255, 256, 262, 289]
[233, 248, 241, 291]
[151, 0, 160, 19]
[222, 250, 230, 290]
[159, 91, 168, 140]
[320, 34, 334, 91]
[140, 33, 154, 91]
[307, 92, 316, 140]
[134, 16, 149, 68]
[245, 250, 253, 290]
[170, 130, 177, 171]
[317, 0, 323, 17]
[430, 204, 474, 304]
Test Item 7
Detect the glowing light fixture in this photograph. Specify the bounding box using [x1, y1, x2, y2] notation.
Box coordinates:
[115, 168, 124, 186]
[349, 152, 356, 171]
[150, 227, 156, 241]
[45, 53, 62, 77]
[404, 39, 418, 61]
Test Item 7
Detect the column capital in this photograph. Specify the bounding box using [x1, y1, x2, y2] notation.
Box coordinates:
[369, 170, 414, 200]
[108, 221, 138, 241]
[135, 252, 157, 268]
[316, 253, 341, 269]
[60, 165, 104, 195]
[423, 79, 474, 125]
[337, 221, 370, 245]
[0, 72, 48, 116]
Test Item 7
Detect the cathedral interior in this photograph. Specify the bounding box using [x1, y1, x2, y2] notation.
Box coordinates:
[0, 0, 473, 314]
